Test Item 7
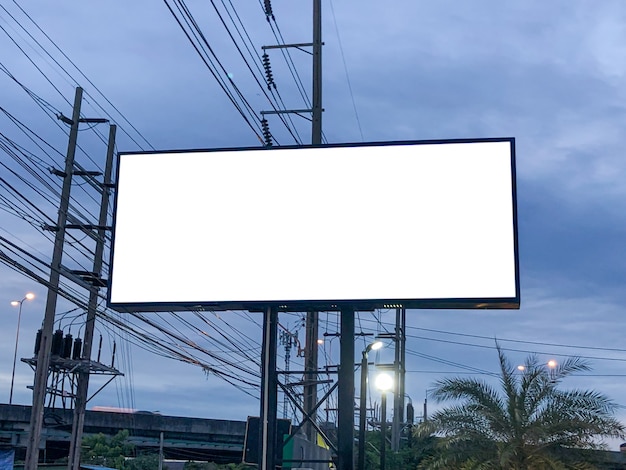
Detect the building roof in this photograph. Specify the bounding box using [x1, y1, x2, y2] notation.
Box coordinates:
[80, 465, 119, 470]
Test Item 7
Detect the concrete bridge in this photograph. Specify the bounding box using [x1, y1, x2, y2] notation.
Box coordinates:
[0, 404, 246, 464]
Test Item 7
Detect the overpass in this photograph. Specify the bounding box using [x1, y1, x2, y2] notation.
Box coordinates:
[0, 404, 245, 464]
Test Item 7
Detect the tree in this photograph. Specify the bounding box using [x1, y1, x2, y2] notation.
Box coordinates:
[81, 430, 134, 469]
[417, 345, 625, 469]
[81, 430, 165, 470]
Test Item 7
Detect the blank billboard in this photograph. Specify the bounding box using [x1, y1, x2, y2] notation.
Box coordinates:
[108, 138, 519, 312]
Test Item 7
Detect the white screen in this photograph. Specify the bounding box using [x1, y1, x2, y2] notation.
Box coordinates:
[108, 140, 518, 310]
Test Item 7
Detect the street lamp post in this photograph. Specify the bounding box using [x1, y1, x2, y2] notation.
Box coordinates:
[358, 340, 383, 470]
[376, 373, 393, 470]
[9, 293, 34, 404]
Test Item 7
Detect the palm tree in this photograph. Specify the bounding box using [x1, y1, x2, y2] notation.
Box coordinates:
[417, 345, 625, 469]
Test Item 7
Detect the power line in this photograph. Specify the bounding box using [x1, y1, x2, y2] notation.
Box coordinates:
[7, 0, 154, 150]
[328, 0, 364, 141]
[407, 324, 626, 354]
[208, 0, 302, 144]
[163, 0, 265, 144]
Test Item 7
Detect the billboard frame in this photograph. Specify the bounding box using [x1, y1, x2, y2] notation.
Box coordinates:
[107, 137, 520, 312]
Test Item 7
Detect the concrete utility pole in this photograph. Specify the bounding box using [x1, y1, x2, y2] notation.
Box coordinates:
[25, 87, 83, 470]
[67, 125, 117, 470]
[303, 0, 323, 445]
[258, 0, 323, 466]
[158, 431, 165, 470]
[303, 311, 319, 441]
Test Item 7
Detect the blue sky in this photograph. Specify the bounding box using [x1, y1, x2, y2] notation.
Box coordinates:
[1, 0, 626, 450]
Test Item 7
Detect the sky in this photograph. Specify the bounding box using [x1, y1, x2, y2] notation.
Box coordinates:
[1, 0, 626, 451]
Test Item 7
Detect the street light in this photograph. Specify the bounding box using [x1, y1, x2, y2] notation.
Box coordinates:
[376, 372, 393, 470]
[358, 340, 383, 470]
[547, 359, 557, 382]
[9, 292, 34, 404]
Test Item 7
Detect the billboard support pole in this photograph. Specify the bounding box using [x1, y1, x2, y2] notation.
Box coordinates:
[260, 306, 278, 470]
[391, 307, 406, 452]
[337, 305, 355, 470]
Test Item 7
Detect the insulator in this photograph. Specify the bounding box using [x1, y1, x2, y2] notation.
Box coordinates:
[262, 53, 275, 90]
[261, 119, 272, 147]
[34, 329, 42, 355]
[97, 335, 103, 362]
[72, 338, 83, 360]
[51, 329, 64, 356]
[264, 0, 274, 21]
[112, 341, 117, 368]
[62, 333, 73, 358]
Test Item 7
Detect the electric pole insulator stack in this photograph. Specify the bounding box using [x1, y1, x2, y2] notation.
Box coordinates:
[261, 118, 273, 147]
[262, 53, 276, 91]
[264, 0, 275, 21]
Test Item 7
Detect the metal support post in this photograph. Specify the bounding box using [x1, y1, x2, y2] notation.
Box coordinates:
[380, 391, 387, 470]
[67, 125, 116, 470]
[391, 307, 404, 451]
[337, 306, 354, 470]
[400, 308, 406, 437]
[260, 306, 278, 470]
[357, 352, 368, 470]
[25, 87, 83, 470]
[158, 431, 164, 470]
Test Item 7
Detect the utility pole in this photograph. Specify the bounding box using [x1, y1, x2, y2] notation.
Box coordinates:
[303, 0, 323, 445]
[391, 308, 406, 451]
[158, 431, 164, 470]
[279, 327, 297, 419]
[303, 312, 318, 441]
[25, 87, 83, 470]
[67, 125, 116, 470]
[259, 0, 324, 463]
[25, 87, 109, 469]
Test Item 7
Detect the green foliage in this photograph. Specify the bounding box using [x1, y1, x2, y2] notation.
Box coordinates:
[81, 430, 134, 469]
[416, 345, 625, 469]
[127, 453, 164, 470]
[361, 428, 437, 470]
[81, 430, 165, 470]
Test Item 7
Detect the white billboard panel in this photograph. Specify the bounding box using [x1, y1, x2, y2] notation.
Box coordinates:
[108, 139, 519, 311]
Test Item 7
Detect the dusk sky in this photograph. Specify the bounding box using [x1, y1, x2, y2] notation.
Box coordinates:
[1, 0, 626, 450]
